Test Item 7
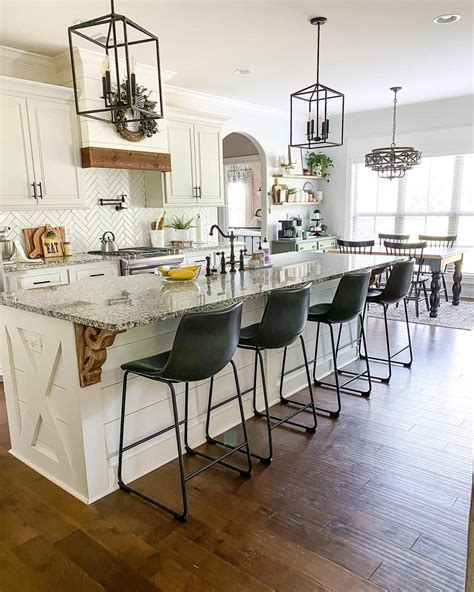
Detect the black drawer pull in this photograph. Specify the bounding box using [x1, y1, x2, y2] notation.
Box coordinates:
[33, 280, 51, 285]
[90, 273, 105, 277]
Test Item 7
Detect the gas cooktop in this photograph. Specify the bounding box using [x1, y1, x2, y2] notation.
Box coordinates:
[88, 247, 180, 259]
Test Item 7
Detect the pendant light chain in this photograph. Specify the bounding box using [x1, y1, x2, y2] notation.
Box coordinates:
[391, 88, 398, 147]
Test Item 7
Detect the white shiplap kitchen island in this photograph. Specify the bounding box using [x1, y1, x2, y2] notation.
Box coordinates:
[0, 252, 400, 503]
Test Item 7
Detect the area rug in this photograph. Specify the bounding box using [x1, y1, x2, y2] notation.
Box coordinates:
[367, 299, 474, 331]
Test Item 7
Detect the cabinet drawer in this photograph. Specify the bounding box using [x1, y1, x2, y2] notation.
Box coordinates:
[317, 237, 336, 250]
[297, 241, 319, 252]
[69, 263, 119, 283]
[11, 268, 69, 290]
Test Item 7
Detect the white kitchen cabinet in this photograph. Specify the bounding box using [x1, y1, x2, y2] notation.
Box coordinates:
[68, 262, 120, 283]
[145, 117, 225, 208]
[6, 268, 69, 291]
[5, 261, 119, 292]
[0, 93, 36, 207]
[0, 76, 85, 210]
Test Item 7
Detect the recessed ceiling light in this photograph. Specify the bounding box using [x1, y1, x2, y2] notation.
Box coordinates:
[433, 14, 461, 24]
[234, 68, 253, 75]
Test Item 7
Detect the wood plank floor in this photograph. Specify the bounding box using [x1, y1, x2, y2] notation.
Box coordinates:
[0, 318, 471, 591]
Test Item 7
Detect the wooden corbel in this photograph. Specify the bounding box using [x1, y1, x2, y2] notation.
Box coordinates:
[74, 324, 125, 387]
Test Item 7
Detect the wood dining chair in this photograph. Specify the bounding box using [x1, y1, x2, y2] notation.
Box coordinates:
[337, 239, 374, 254]
[418, 235, 457, 302]
[384, 241, 429, 317]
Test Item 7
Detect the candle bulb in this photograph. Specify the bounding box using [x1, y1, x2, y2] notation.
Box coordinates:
[101, 56, 111, 102]
[130, 57, 137, 103]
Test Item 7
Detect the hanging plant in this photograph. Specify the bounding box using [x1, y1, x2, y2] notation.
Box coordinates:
[109, 82, 160, 142]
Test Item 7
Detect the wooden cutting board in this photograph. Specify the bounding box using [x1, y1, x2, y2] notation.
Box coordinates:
[23, 226, 66, 258]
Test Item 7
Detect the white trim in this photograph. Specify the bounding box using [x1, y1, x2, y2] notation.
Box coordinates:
[165, 83, 290, 119]
[0, 45, 54, 71]
[0, 74, 74, 100]
[224, 155, 261, 164]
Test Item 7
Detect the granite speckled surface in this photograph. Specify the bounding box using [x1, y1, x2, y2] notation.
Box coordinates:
[3, 253, 114, 273]
[1, 252, 403, 331]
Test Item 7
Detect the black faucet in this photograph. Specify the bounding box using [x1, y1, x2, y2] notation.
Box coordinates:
[209, 225, 237, 273]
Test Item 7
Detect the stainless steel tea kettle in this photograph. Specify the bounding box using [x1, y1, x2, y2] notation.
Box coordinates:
[100, 231, 119, 253]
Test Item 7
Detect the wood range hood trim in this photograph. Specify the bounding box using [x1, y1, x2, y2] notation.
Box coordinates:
[81, 147, 171, 172]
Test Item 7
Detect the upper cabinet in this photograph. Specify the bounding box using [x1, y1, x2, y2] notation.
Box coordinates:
[0, 77, 85, 210]
[145, 114, 225, 208]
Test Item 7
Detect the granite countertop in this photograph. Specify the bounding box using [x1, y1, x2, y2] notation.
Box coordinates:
[3, 253, 116, 273]
[1, 252, 403, 332]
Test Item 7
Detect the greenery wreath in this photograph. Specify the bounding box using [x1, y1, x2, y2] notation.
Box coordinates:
[110, 81, 160, 142]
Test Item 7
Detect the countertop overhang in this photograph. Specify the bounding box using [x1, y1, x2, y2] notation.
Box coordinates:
[1, 252, 404, 332]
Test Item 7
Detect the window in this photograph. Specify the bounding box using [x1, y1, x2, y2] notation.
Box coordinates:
[351, 153, 474, 271]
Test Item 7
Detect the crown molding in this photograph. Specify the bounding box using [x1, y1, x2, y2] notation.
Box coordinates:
[0, 45, 54, 71]
[0, 74, 74, 100]
[164, 84, 290, 119]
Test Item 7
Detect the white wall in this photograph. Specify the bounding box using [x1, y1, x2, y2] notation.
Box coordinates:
[323, 95, 474, 237]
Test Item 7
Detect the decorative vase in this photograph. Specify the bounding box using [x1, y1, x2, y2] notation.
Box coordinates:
[174, 228, 191, 242]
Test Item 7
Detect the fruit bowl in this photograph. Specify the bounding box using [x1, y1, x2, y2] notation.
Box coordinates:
[157, 264, 201, 283]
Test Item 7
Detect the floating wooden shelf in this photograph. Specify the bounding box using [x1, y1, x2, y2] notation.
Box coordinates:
[273, 174, 324, 180]
[81, 147, 171, 171]
[272, 201, 322, 206]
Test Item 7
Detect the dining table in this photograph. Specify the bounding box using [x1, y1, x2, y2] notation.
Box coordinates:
[327, 246, 463, 318]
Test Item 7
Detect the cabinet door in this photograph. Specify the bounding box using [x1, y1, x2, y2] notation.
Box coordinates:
[27, 98, 85, 208]
[194, 124, 224, 205]
[164, 120, 197, 205]
[0, 93, 37, 207]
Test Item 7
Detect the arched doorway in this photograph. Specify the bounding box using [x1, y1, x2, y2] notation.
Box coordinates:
[220, 132, 267, 253]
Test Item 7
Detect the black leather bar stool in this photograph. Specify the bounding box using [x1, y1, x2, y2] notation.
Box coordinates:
[117, 302, 251, 522]
[308, 271, 372, 417]
[360, 259, 415, 382]
[208, 283, 317, 465]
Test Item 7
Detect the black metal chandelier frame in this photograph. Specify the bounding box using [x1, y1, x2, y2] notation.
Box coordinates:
[68, 0, 164, 124]
[365, 87, 421, 180]
[290, 16, 345, 150]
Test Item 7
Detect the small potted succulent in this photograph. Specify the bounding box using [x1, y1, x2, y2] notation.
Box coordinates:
[278, 155, 297, 175]
[287, 187, 298, 202]
[305, 152, 334, 180]
[167, 215, 194, 241]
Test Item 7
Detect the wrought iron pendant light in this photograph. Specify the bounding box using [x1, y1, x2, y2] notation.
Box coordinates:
[290, 17, 344, 149]
[68, 0, 164, 125]
[365, 87, 421, 180]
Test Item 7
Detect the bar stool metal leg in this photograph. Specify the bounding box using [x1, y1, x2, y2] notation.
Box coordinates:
[117, 372, 188, 522]
[278, 336, 318, 433]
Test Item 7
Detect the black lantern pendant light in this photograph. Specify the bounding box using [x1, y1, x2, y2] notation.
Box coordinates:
[290, 17, 345, 149]
[365, 87, 421, 180]
[68, 0, 164, 125]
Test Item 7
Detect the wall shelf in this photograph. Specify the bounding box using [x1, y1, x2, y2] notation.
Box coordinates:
[273, 174, 324, 180]
[272, 201, 322, 206]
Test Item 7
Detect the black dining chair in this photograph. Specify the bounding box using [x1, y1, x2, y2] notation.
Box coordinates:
[419, 234, 457, 302]
[307, 271, 372, 417]
[211, 284, 317, 465]
[384, 241, 429, 317]
[378, 233, 410, 245]
[118, 302, 251, 522]
[337, 239, 374, 254]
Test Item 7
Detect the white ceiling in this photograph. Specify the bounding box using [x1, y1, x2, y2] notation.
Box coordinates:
[0, 0, 473, 113]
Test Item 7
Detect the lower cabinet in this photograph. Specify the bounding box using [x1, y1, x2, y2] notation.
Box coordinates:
[5, 261, 120, 291]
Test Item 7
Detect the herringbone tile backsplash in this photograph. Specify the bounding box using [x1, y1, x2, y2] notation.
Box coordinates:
[0, 169, 216, 253]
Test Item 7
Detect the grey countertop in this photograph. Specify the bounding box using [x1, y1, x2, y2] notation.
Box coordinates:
[1, 252, 402, 332]
[3, 253, 115, 273]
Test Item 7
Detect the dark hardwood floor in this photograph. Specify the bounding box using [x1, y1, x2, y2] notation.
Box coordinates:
[0, 318, 471, 591]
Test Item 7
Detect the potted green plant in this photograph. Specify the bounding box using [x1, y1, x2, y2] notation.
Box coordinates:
[305, 152, 334, 180]
[167, 215, 194, 241]
[278, 155, 297, 175]
[287, 187, 298, 202]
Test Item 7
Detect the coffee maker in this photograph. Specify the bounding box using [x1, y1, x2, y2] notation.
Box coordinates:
[278, 219, 297, 239]
[310, 210, 324, 235]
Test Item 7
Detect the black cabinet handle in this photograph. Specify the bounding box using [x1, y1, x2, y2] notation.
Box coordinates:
[31, 182, 37, 200]
[192, 186, 197, 199]
[197, 185, 202, 199]
[33, 280, 51, 285]
[90, 273, 105, 277]
[37, 182, 43, 199]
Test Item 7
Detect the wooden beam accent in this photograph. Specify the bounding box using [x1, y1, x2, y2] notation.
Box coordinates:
[74, 324, 125, 387]
[81, 147, 171, 171]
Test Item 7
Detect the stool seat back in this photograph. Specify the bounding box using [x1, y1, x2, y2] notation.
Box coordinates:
[163, 302, 243, 382]
[327, 271, 371, 323]
[377, 260, 415, 304]
[254, 283, 312, 349]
